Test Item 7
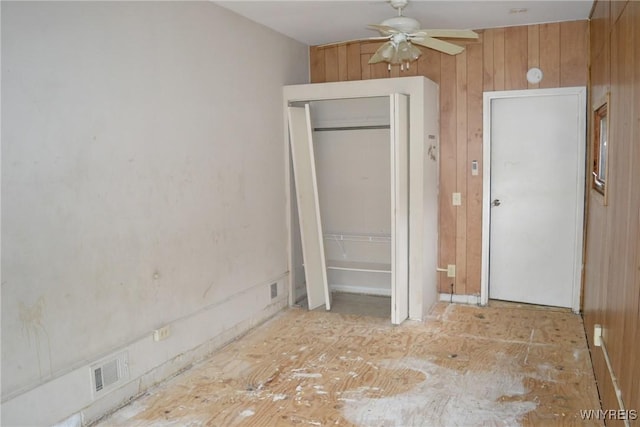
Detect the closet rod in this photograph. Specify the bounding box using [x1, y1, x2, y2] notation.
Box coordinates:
[313, 125, 390, 132]
[324, 233, 391, 243]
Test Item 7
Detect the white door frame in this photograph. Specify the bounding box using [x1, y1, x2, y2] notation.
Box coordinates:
[390, 93, 409, 324]
[283, 77, 439, 321]
[481, 87, 586, 313]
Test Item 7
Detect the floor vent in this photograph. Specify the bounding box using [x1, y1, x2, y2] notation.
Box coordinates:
[91, 351, 129, 398]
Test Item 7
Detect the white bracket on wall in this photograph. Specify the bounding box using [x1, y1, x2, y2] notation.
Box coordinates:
[593, 323, 631, 427]
[594, 324, 603, 347]
[437, 264, 456, 278]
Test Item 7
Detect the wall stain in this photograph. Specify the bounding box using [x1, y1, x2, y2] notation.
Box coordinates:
[152, 270, 162, 302]
[202, 282, 214, 299]
[18, 296, 53, 379]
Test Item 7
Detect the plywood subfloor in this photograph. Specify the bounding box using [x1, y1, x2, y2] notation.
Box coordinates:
[96, 302, 602, 426]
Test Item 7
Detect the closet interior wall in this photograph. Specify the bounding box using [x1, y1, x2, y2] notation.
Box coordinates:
[310, 97, 393, 298]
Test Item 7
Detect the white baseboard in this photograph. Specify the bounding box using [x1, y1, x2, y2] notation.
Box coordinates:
[2, 275, 289, 427]
[438, 293, 482, 305]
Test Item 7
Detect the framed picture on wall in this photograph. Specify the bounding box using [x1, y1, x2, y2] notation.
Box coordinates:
[592, 94, 609, 204]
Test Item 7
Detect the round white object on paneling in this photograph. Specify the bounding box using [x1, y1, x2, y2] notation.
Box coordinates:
[526, 67, 543, 84]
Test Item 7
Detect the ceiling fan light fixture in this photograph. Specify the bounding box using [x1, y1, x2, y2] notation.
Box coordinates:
[368, 38, 422, 70]
[369, 41, 396, 64]
[407, 42, 422, 61]
[397, 41, 417, 61]
[397, 40, 421, 70]
[330, 0, 474, 70]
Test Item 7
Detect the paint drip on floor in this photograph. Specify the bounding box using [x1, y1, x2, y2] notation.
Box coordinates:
[342, 357, 537, 427]
[239, 409, 255, 417]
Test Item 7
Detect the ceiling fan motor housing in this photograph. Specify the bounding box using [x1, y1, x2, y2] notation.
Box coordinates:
[381, 16, 421, 34]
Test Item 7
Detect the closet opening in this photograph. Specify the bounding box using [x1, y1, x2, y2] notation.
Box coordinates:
[284, 76, 440, 325]
[288, 96, 404, 321]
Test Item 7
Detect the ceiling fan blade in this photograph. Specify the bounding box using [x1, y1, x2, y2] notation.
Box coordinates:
[316, 36, 391, 48]
[412, 29, 479, 39]
[410, 36, 465, 55]
[367, 24, 401, 36]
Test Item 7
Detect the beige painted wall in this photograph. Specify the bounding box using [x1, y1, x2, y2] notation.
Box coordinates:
[1, 2, 308, 424]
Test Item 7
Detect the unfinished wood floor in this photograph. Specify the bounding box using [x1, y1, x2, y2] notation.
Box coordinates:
[97, 300, 602, 426]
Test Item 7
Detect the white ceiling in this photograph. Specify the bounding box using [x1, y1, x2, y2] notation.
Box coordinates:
[215, 0, 593, 46]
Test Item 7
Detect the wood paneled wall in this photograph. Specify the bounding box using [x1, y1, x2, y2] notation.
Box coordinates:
[584, 0, 640, 421]
[310, 21, 588, 295]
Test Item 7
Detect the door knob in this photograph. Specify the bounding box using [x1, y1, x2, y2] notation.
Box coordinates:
[491, 199, 501, 207]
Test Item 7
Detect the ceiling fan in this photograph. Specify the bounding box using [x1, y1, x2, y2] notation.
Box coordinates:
[321, 0, 479, 70]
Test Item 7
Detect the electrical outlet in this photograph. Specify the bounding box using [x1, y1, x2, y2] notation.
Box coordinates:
[452, 193, 462, 206]
[153, 325, 171, 342]
[270, 282, 278, 299]
[447, 264, 456, 278]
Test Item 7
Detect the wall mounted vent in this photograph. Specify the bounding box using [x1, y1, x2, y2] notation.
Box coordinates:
[91, 351, 129, 398]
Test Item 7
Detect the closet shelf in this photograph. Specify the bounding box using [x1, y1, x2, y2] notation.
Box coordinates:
[313, 124, 390, 132]
[324, 233, 391, 243]
[326, 260, 392, 273]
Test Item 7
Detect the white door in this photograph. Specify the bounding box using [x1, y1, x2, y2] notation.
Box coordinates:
[288, 105, 331, 310]
[390, 93, 409, 324]
[483, 88, 585, 310]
